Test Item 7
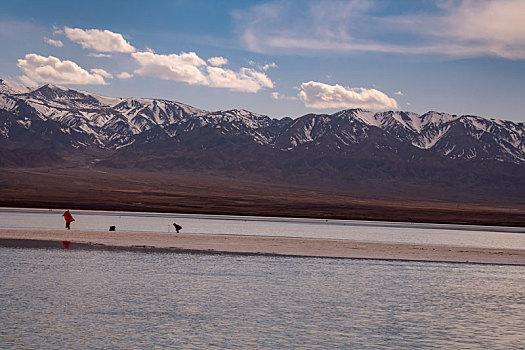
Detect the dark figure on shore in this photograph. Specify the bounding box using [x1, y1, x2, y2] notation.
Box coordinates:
[63, 210, 75, 230]
[173, 222, 182, 233]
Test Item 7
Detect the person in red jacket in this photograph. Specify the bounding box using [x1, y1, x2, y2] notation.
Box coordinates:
[63, 210, 75, 230]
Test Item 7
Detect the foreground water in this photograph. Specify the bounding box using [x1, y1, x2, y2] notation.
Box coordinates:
[1, 208, 525, 249]
[0, 247, 523, 349]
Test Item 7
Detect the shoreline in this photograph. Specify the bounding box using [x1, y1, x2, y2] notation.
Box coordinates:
[2, 202, 525, 229]
[1, 229, 524, 266]
[2, 206, 525, 234]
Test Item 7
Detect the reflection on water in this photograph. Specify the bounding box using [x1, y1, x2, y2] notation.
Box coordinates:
[0, 248, 524, 349]
[1, 207, 524, 249]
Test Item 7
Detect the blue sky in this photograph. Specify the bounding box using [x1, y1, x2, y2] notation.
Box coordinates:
[1, 0, 524, 122]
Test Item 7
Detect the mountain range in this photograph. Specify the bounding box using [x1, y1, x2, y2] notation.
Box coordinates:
[1, 78, 524, 204]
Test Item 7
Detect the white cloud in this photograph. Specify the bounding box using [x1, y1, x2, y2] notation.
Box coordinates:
[117, 72, 133, 79]
[17, 53, 108, 86]
[247, 60, 278, 71]
[52, 26, 63, 35]
[132, 51, 274, 93]
[43, 37, 63, 47]
[235, 0, 374, 54]
[90, 68, 113, 79]
[207, 66, 274, 92]
[18, 75, 38, 88]
[299, 81, 398, 110]
[64, 27, 135, 53]
[271, 91, 297, 100]
[207, 56, 228, 66]
[431, 0, 525, 59]
[132, 51, 208, 85]
[271, 92, 284, 100]
[88, 53, 112, 58]
[394, 91, 404, 96]
[235, 0, 525, 59]
[261, 62, 277, 71]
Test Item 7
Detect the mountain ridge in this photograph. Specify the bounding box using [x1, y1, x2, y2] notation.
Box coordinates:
[1, 78, 523, 165]
[1, 79, 524, 207]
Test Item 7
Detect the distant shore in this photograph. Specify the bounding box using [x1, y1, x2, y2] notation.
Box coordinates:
[1, 228, 523, 265]
[2, 167, 525, 228]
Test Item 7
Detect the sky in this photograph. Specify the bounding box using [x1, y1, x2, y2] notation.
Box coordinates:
[0, 0, 524, 122]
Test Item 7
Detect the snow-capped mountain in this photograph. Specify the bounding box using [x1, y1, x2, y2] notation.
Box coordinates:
[1, 79, 524, 166]
[273, 109, 524, 163]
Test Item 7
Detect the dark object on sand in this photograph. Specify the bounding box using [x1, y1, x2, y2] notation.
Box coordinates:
[62, 241, 71, 249]
[63, 210, 75, 230]
[109, 226, 116, 231]
[173, 223, 182, 233]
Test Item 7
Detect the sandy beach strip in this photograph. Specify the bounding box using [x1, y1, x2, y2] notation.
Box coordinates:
[0, 228, 524, 265]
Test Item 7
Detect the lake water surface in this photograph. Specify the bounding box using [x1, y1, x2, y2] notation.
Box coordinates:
[1, 248, 523, 349]
[1, 208, 524, 348]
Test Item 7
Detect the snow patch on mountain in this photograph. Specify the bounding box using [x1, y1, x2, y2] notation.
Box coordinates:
[0, 94, 17, 110]
[0, 79, 32, 94]
[412, 125, 451, 149]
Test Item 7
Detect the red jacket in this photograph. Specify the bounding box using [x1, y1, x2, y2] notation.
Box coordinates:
[63, 210, 75, 223]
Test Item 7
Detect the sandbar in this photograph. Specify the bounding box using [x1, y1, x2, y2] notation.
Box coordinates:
[0, 228, 524, 265]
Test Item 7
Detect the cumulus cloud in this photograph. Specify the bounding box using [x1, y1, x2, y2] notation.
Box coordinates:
[247, 60, 278, 71]
[90, 68, 113, 79]
[261, 62, 277, 71]
[43, 37, 63, 47]
[64, 27, 135, 53]
[207, 56, 228, 66]
[117, 72, 133, 79]
[207, 66, 274, 92]
[88, 53, 112, 58]
[52, 26, 63, 35]
[132, 51, 274, 93]
[18, 75, 39, 88]
[17, 53, 108, 86]
[271, 91, 297, 100]
[234, 0, 525, 59]
[394, 91, 404, 96]
[299, 81, 398, 110]
[132, 51, 208, 85]
[271, 92, 285, 100]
